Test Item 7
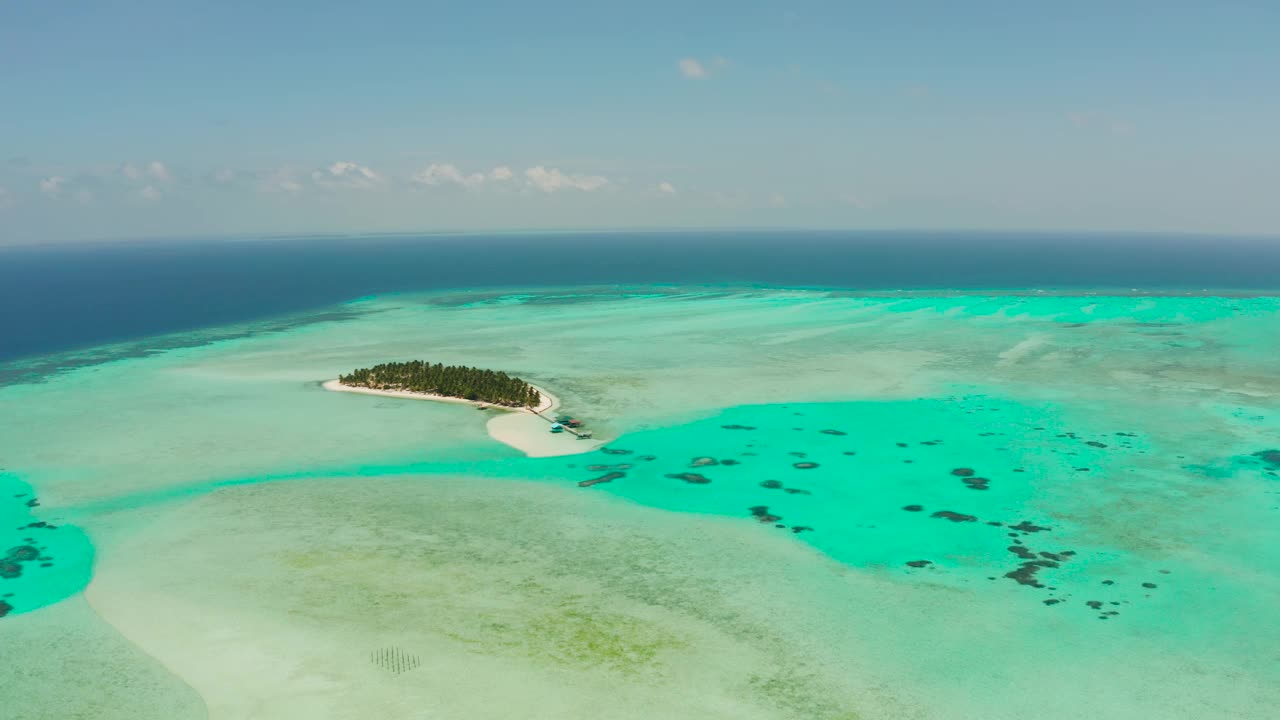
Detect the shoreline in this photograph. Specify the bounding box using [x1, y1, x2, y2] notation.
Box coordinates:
[322, 379, 602, 457]
[321, 379, 557, 415]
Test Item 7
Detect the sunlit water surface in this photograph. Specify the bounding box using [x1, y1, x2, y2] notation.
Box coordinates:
[2, 288, 1278, 719]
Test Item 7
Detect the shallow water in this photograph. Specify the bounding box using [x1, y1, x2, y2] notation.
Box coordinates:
[1, 287, 1278, 718]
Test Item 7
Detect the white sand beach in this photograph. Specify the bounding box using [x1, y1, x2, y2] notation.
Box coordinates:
[322, 379, 602, 457]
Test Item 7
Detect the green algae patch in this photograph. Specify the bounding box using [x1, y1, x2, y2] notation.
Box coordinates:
[494, 603, 687, 673]
[747, 668, 863, 720]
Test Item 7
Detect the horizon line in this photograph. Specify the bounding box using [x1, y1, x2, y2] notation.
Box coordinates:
[6, 225, 1280, 250]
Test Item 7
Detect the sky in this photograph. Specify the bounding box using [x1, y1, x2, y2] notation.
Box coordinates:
[1, 0, 1278, 244]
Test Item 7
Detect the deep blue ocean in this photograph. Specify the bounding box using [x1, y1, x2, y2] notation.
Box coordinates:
[3, 230, 1279, 363]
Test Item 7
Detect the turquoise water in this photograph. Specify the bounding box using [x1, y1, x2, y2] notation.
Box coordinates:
[0, 474, 94, 617]
[2, 287, 1278, 719]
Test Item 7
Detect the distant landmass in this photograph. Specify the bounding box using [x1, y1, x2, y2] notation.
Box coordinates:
[338, 360, 541, 407]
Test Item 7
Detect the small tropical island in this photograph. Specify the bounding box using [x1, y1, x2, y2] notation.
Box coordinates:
[335, 360, 542, 407]
[323, 360, 603, 458]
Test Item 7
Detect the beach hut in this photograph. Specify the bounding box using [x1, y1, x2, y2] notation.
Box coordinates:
[550, 423, 564, 433]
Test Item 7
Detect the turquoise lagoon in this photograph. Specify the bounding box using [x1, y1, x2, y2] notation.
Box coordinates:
[1, 288, 1278, 719]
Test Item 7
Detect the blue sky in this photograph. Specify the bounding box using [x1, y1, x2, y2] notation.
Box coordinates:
[2, 1, 1278, 243]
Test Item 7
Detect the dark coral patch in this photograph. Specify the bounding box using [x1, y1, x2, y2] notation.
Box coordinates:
[1008, 545, 1037, 560]
[1253, 449, 1280, 467]
[748, 506, 782, 523]
[905, 560, 932, 568]
[950, 468, 975, 477]
[0, 561, 21, 580]
[5, 546, 39, 562]
[579, 472, 625, 488]
[902, 504, 924, 512]
[792, 462, 819, 470]
[820, 429, 847, 436]
[0, 599, 12, 618]
[1086, 441, 1108, 448]
[600, 447, 633, 455]
[760, 480, 783, 489]
[1009, 521, 1051, 533]
[690, 457, 719, 467]
[1142, 582, 1157, 589]
[842, 451, 858, 456]
[586, 464, 632, 471]
[721, 424, 757, 430]
[720, 459, 740, 466]
[961, 477, 990, 490]
[791, 526, 814, 534]
[1005, 563, 1046, 588]
[666, 473, 712, 484]
[783, 488, 811, 495]
[931, 510, 977, 523]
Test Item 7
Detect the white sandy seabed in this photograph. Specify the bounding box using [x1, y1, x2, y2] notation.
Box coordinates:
[322, 379, 604, 458]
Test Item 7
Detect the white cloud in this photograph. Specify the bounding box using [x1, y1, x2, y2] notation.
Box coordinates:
[411, 163, 485, 188]
[679, 58, 708, 79]
[524, 166, 609, 193]
[679, 56, 729, 79]
[139, 185, 162, 201]
[38, 174, 96, 202]
[39, 176, 66, 194]
[147, 161, 171, 182]
[120, 161, 171, 183]
[658, 181, 677, 194]
[769, 193, 788, 208]
[212, 168, 235, 184]
[411, 163, 607, 193]
[311, 161, 382, 190]
[259, 167, 302, 194]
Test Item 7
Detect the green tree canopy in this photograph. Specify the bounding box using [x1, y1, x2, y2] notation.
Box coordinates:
[339, 361, 541, 408]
